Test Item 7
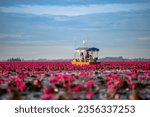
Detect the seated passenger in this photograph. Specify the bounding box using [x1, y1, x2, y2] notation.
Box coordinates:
[85, 51, 90, 62]
[89, 55, 93, 62]
[80, 52, 84, 62]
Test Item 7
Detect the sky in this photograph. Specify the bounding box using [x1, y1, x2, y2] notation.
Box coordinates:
[0, 0, 150, 60]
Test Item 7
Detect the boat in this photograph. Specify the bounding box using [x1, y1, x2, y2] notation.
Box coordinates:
[71, 47, 100, 65]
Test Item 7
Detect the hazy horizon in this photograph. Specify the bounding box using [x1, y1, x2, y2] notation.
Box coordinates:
[0, 0, 150, 60]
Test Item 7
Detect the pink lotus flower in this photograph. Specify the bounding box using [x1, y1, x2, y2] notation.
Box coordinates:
[33, 79, 42, 87]
[144, 72, 150, 77]
[65, 83, 72, 88]
[125, 72, 132, 76]
[107, 84, 115, 90]
[18, 74, 27, 79]
[49, 78, 57, 84]
[0, 79, 3, 84]
[84, 81, 94, 88]
[15, 80, 25, 92]
[129, 82, 136, 89]
[49, 71, 54, 76]
[128, 77, 132, 81]
[72, 86, 83, 92]
[40, 94, 54, 100]
[66, 77, 72, 82]
[139, 77, 146, 81]
[7, 84, 14, 91]
[85, 91, 93, 99]
[5, 78, 10, 82]
[114, 79, 120, 86]
[42, 87, 54, 94]
[98, 70, 103, 74]
[73, 75, 79, 79]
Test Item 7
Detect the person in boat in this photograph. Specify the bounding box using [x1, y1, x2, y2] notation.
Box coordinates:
[80, 52, 84, 62]
[89, 54, 93, 62]
[85, 51, 90, 62]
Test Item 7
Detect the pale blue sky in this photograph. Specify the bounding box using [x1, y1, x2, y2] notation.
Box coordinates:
[0, 0, 150, 60]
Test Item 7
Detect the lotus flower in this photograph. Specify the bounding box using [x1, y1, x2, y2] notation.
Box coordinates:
[84, 81, 94, 88]
[49, 78, 57, 84]
[114, 79, 120, 86]
[15, 80, 25, 92]
[42, 87, 54, 94]
[0, 79, 3, 84]
[40, 94, 54, 100]
[107, 84, 115, 90]
[72, 86, 83, 92]
[7, 84, 14, 92]
[129, 82, 136, 89]
[33, 79, 42, 87]
[85, 91, 93, 99]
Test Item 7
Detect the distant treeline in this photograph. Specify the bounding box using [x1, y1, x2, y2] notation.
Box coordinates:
[7, 58, 22, 61]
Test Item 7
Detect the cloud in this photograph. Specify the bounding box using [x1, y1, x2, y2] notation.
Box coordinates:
[138, 36, 150, 41]
[0, 33, 23, 39]
[0, 33, 33, 41]
[0, 3, 150, 16]
[0, 0, 147, 6]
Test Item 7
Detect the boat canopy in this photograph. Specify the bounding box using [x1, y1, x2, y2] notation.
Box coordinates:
[75, 47, 88, 52]
[87, 47, 99, 51]
[75, 47, 88, 51]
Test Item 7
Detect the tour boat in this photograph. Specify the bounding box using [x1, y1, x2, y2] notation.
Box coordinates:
[71, 47, 100, 65]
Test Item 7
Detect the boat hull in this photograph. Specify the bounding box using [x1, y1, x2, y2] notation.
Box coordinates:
[71, 61, 100, 65]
